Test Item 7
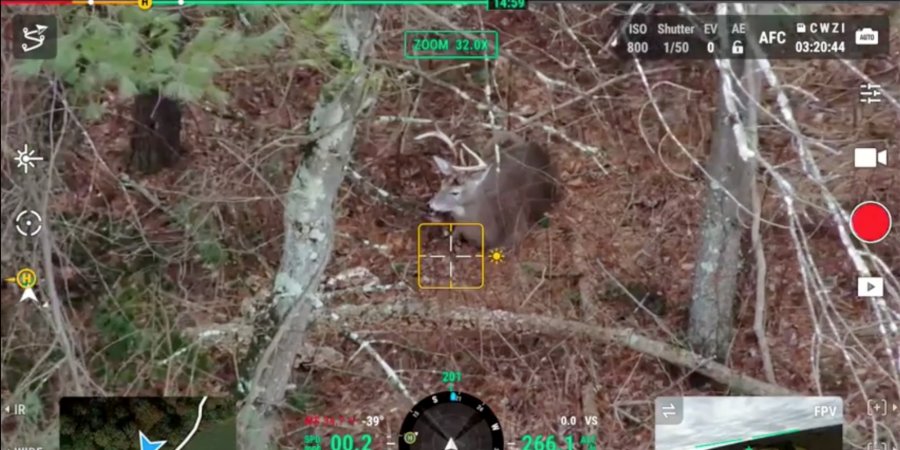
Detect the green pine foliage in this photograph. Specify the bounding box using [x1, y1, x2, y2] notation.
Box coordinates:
[13, 8, 285, 120]
[91, 277, 213, 390]
[286, 6, 346, 71]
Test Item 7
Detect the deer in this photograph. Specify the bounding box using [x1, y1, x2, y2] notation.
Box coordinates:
[426, 131, 559, 250]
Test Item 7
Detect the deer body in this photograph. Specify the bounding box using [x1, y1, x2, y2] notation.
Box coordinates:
[429, 135, 558, 249]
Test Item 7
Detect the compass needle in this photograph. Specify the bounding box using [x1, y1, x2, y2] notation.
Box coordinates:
[445, 438, 458, 450]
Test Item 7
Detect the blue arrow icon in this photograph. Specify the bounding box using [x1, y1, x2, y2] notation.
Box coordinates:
[139, 431, 166, 450]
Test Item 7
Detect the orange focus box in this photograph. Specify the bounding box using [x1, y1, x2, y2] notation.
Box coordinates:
[416, 223, 485, 290]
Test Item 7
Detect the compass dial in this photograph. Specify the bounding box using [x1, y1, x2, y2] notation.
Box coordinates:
[398, 391, 504, 450]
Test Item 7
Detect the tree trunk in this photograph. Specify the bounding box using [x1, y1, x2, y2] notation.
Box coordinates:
[236, 7, 379, 449]
[128, 91, 183, 174]
[128, 14, 189, 175]
[688, 12, 759, 363]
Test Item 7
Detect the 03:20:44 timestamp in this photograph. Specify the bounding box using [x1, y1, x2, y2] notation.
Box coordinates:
[795, 39, 846, 54]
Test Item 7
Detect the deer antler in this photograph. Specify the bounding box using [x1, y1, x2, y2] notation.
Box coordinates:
[415, 130, 488, 171]
[456, 142, 488, 171]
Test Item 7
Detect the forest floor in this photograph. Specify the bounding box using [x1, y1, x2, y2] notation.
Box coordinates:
[1, 4, 898, 449]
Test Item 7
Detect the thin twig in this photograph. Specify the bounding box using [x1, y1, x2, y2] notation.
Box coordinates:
[751, 174, 776, 384]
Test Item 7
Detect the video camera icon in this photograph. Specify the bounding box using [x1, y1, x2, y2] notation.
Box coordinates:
[854, 147, 888, 168]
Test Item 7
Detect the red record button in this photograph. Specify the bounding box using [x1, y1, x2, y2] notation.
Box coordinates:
[850, 201, 892, 244]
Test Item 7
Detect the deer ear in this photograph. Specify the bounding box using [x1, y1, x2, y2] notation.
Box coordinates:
[432, 156, 454, 175]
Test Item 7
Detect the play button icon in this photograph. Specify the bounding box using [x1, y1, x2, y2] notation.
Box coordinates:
[858, 277, 884, 297]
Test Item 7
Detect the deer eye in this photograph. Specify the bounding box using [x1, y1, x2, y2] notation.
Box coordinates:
[450, 189, 460, 197]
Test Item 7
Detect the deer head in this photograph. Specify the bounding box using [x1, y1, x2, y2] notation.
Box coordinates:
[428, 155, 493, 217]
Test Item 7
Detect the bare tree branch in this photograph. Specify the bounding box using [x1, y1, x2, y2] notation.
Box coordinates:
[321, 301, 795, 396]
[686, 5, 758, 362]
[236, 7, 380, 449]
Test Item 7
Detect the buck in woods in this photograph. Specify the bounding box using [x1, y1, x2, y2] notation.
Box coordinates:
[427, 132, 560, 249]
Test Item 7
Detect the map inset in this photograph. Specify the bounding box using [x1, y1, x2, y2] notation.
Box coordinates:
[60, 396, 235, 450]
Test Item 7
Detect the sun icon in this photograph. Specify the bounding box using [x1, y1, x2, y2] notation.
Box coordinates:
[488, 249, 505, 264]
